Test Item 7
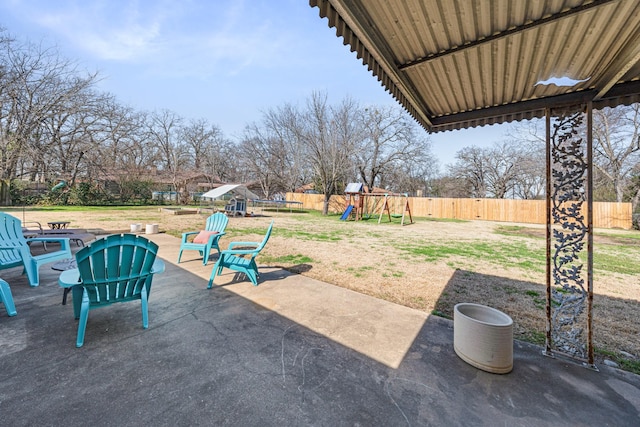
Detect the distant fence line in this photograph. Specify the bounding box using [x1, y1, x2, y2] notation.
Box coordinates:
[285, 192, 633, 229]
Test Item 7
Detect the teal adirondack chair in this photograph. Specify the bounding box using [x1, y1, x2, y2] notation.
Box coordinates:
[0, 278, 17, 316]
[0, 212, 72, 287]
[208, 221, 273, 288]
[177, 212, 228, 265]
[58, 234, 165, 347]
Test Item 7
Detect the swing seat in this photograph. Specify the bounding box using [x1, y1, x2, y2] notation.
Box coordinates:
[377, 193, 413, 225]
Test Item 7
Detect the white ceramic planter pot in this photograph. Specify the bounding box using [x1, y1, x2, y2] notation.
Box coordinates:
[145, 224, 159, 234]
[454, 303, 513, 374]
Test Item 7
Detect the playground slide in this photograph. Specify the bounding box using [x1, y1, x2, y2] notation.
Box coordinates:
[340, 205, 354, 220]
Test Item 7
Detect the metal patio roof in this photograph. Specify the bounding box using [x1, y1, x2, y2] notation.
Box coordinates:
[310, 0, 640, 132]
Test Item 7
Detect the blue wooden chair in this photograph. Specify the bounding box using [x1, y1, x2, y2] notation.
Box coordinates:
[58, 234, 165, 347]
[208, 221, 273, 288]
[0, 278, 17, 316]
[0, 212, 72, 287]
[177, 212, 228, 265]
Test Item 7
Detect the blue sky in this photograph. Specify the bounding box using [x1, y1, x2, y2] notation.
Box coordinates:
[0, 0, 508, 168]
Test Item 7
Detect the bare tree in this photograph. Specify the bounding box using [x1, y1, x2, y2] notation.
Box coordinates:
[0, 33, 99, 181]
[448, 138, 545, 199]
[146, 109, 188, 201]
[355, 106, 434, 193]
[240, 93, 360, 210]
[484, 142, 529, 198]
[448, 146, 488, 197]
[238, 127, 281, 198]
[388, 153, 439, 196]
[202, 131, 236, 184]
[509, 107, 640, 204]
[510, 142, 545, 199]
[431, 175, 471, 197]
[628, 167, 640, 220]
[179, 119, 219, 170]
[93, 98, 151, 174]
[592, 105, 640, 202]
[40, 95, 89, 187]
[1, 28, 484, 209]
[238, 103, 307, 198]
[302, 92, 358, 214]
[262, 104, 311, 193]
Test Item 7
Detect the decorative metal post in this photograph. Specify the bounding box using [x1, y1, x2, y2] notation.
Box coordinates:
[544, 103, 595, 369]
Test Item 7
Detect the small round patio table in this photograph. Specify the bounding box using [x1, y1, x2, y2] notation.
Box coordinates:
[52, 258, 77, 305]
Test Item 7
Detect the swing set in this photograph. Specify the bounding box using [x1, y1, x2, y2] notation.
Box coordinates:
[341, 184, 413, 225]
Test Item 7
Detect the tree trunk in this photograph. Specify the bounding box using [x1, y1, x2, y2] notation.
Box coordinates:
[632, 186, 640, 216]
[0, 180, 11, 205]
[322, 192, 331, 215]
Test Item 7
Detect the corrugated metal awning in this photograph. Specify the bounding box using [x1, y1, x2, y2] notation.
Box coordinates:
[310, 0, 640, 132]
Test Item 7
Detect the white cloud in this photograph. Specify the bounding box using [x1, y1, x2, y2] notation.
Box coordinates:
[31, 1, 166, 61]
[5, 0, 293, 78]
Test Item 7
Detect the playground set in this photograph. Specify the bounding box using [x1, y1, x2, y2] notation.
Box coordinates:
[340, 183, 413, 225]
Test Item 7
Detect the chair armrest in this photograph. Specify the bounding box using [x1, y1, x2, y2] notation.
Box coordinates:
[227, 241, 259, 250]
[58, 269, 81, 288]
[222, 247, 260, 256]
[22, 221, 44, 233]
[206, 231, 225, 242]
[151, 259, 166, 274]
[58, 259, 165, 287]
[29, 237, 70, 244]
[182, 230, 225, 244]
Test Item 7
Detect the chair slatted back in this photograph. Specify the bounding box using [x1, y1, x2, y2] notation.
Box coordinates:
[204, 213, 229, 233]
[75, 234, 158, 305]
[0, 213, 26, 243]
[0, 213, 30, 264]
[250, 221, 274, 259]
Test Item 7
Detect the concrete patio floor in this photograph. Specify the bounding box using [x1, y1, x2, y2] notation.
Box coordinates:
[1, 232, 639, 426]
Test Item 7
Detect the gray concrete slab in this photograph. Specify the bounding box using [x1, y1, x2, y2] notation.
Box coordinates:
[1, 233, 639, 426]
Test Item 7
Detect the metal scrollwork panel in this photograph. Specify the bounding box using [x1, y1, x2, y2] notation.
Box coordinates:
[546, 107, 593, 366]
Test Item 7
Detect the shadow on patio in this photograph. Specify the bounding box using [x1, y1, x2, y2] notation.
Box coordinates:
[1, 234, 639, 426]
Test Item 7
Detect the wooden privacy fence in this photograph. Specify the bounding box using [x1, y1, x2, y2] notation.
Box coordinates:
[285, 192, 633, 229]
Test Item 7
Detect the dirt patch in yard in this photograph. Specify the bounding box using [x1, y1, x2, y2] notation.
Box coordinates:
[16, 207, 640, 368]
